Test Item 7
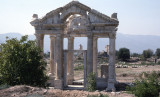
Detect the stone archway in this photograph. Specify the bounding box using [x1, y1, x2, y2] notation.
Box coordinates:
[63, 50, 87, 89]
[30, 1, 119, 91]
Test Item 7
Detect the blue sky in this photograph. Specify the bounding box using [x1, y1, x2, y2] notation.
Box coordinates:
[0, 0, 160, 35]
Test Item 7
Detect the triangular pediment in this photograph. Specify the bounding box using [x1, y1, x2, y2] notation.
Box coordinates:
[31, 1, 119, 27]
[42, 1, 117, 22]
[41, 1, 91, 21]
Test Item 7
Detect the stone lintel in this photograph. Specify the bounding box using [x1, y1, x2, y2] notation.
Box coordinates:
[43, 24, 64, 27]
[50, 35, 57, 38]
[36, 30, 63, 34]
[90, 23, 118, 26]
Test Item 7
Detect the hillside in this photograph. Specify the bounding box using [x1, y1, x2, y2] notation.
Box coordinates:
[0, 33, 160, 53]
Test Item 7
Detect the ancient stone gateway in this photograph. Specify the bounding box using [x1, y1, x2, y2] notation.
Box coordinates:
[30, 1, 119, 91]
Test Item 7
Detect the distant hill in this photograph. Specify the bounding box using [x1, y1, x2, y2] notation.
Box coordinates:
[0, 32, 160, 53]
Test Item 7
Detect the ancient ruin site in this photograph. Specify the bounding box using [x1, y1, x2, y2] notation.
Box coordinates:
[0, 0, 160, 97]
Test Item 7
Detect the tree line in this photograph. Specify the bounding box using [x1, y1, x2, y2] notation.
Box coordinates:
[117, 48, 160, 61]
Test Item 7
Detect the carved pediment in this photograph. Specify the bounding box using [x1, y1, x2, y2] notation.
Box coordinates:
[31, 1, 119, 31]
[64, 15, 89, 34]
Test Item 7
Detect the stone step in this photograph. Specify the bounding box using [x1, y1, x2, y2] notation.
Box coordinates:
[96, 78, 108, 89]
[64, 85, 84, 90]
[72, 79, 84, 85]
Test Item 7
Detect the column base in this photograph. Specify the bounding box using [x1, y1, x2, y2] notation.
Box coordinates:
[54, 79, 63, 89]
[106, 79, 116, 92]
[47, 73, 55, 87]
[67, 74, 74, 85]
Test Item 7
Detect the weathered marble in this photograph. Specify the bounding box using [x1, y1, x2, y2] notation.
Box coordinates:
[93, 37, 98, 75]
[106, 36, 116, 92]
[31, 1, 119, 91]
[87, 34, 93, 75]
[67, 37, 74, 84]
[50, 35, 56, 75]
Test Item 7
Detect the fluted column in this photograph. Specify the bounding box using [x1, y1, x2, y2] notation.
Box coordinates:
[50, 35, 56, 75]
[54, 38, 57, 74]
[87, 34, 93, 75]
[93, 37, 98, 76]
[107, 33, 116, 92]
[67, 37, 74, 84]
[54, 34, 63, 89]
[55, 34, 62, 80]
[35, 33, 40, 46]
[40, 34, 44, 52]
[35, 33, 44, 55]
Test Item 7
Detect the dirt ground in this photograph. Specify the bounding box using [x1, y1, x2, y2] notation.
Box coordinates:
[74, 65, 160, 83]
[116, 65, 160, 83]
[1, 63, 160, 97]
[0, 85, 134, 97]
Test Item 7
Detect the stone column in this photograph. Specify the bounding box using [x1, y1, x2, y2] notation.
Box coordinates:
[48, 36, 56, 87]
[54, 34, 63, 89]
[106, 33, 116, 92]
[83, 51, 87, 88]
[93, 37, 98, 76]
[50, 35, 56, 75]
[54, 38, 57, 73]
[40, 34, 44, 52]
[35, 33, 44, 55]
[87, 34, 93, 75]
[67, 37, 74, 84]
[35, 33, 41, 47]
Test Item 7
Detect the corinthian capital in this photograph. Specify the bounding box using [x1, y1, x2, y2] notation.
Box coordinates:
[109, 32, 116, 39]
[34, 33, 41, 40]
[35, 33, 44, 40]
[68, 36, 74, 40]
[50, 35, 56, 40]
[88, 33, 93, 39]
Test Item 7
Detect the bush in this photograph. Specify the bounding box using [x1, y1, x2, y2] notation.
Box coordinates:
[74, 65, 84, 70]
[0, 36, 48, 87]
[118, 48, 130, 61]
[126, 71, 160, 97]
[86, 72, 96, 92]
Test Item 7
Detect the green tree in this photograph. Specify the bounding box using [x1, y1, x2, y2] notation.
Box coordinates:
[143, 49, 153, 59]
[115, 50, 119, 57]
[156, 48, 160, 58]
[0, 36, 48, 87]
[118, 48, 130, 61]
[131, 53, 140, 57]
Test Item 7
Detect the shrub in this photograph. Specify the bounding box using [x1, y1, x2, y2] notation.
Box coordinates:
[0, 36, 48, 87]
[74, 65, 84, 70]
[126, 71, 160, 97]
[86, 72, 96, 92]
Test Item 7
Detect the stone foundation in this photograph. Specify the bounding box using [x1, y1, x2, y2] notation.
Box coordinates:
[67, 74, 74, 85]
[54, 79, 63, 89]
[47, 75, 55, 87]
